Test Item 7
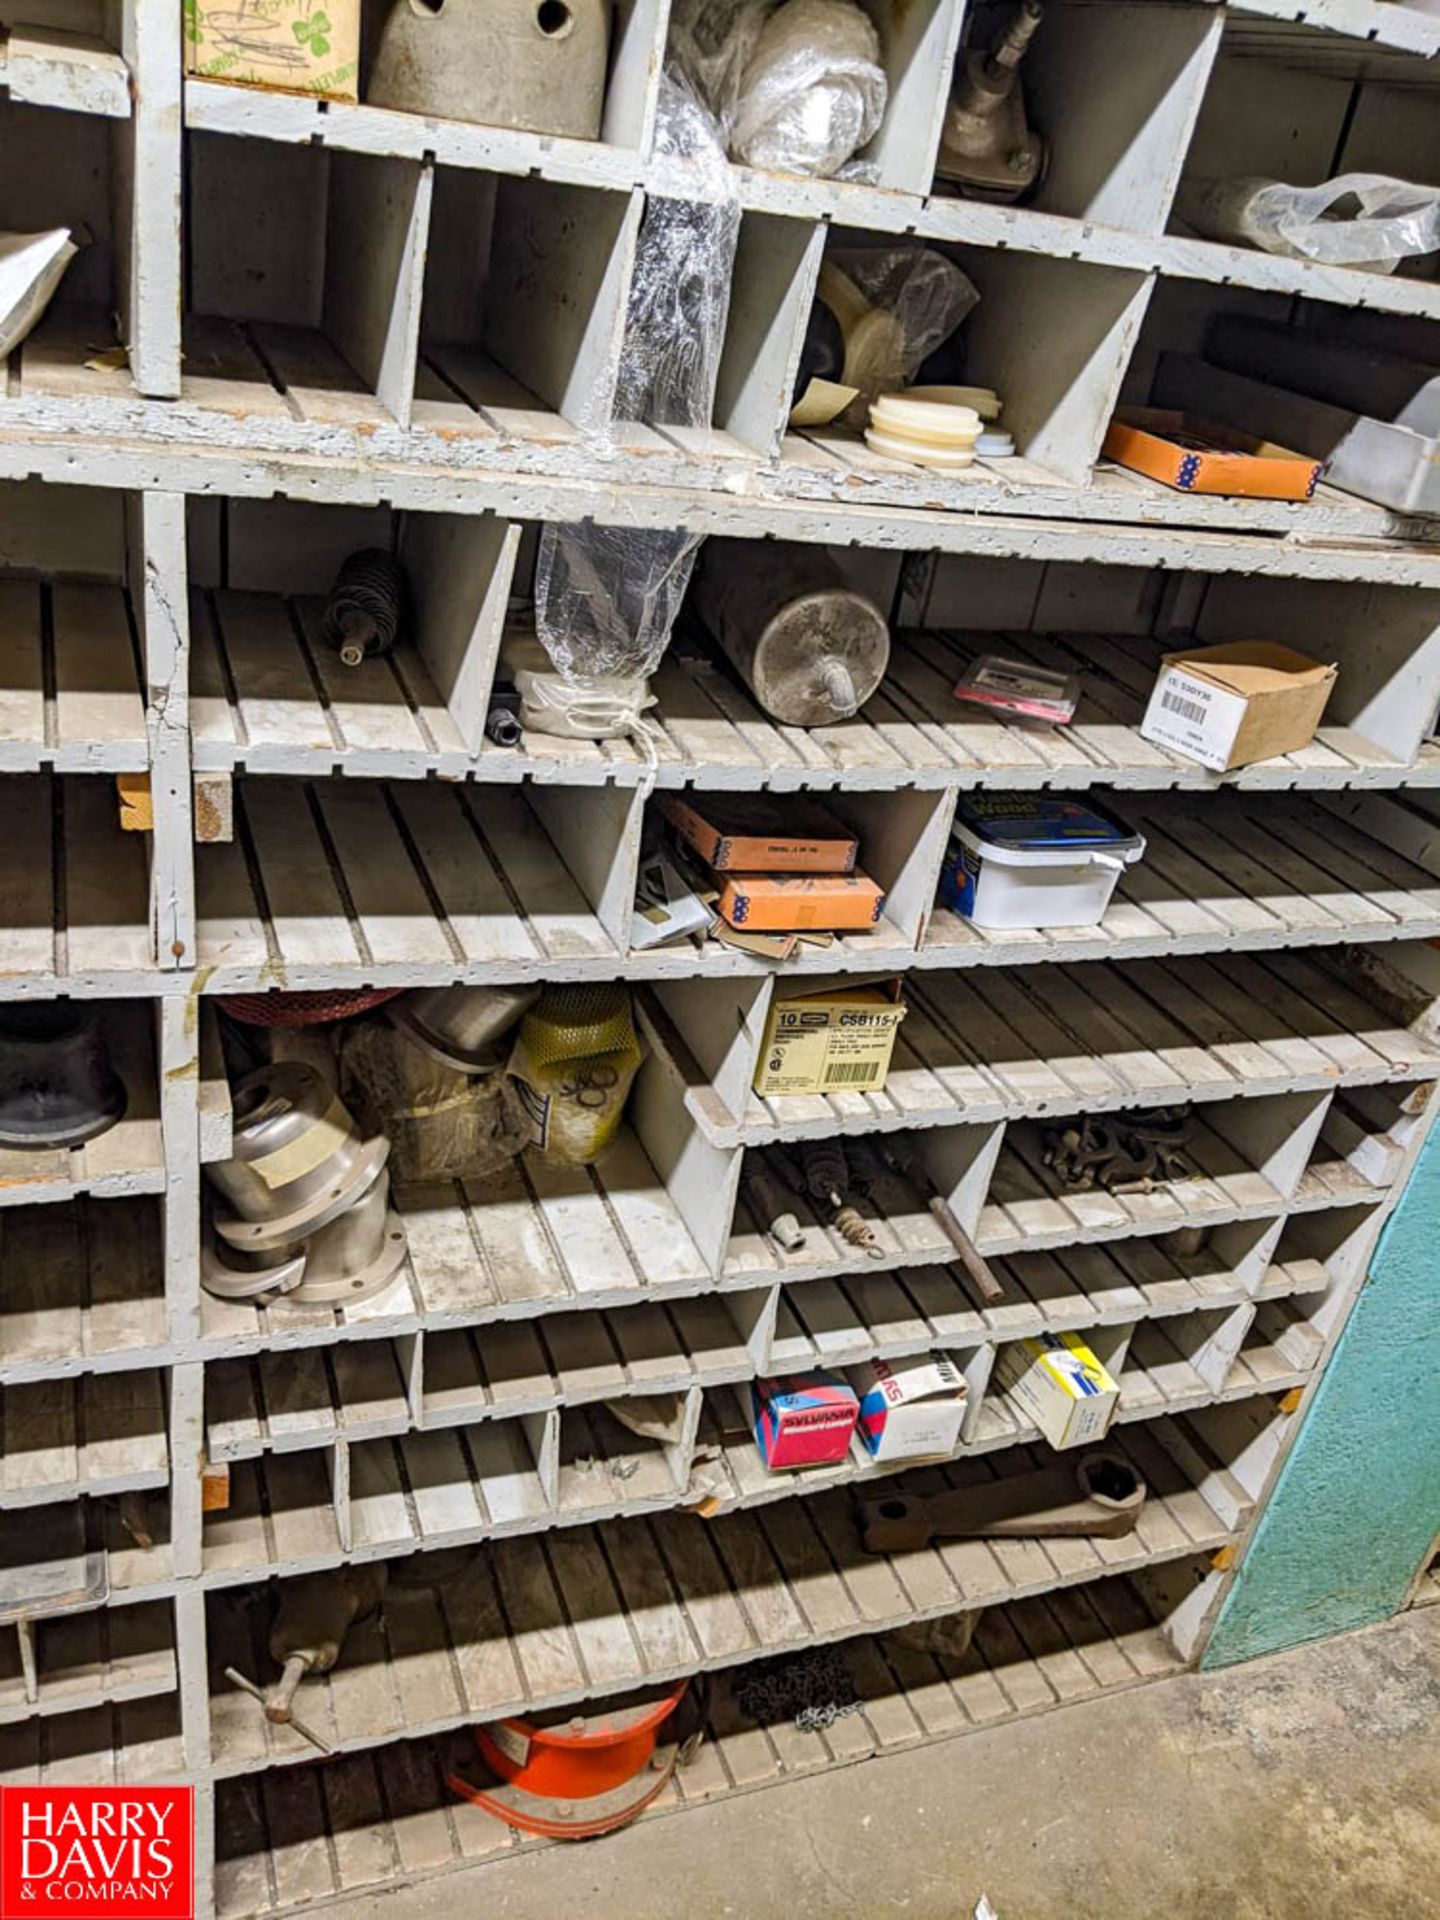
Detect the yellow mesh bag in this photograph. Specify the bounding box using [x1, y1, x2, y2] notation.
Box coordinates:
[508, 985, 643, 1165]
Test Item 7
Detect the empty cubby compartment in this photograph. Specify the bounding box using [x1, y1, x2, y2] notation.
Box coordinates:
[0, 1486, 174, 1610]
[0, 1593, 175, 1725]
[0, 1194, 167, 1376]
[184, 132, 428, 425]
[1306, 1079, 1432, 1194]
[415, 166, 641, 440]
[193, 771, 637, 980]
[941, 0, 1220, 235]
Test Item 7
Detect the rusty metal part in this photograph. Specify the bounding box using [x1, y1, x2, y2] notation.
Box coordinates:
[265, 1565, 390, 1724]
[1043, 1106, 1193, 1193]
[858, 1449, 1146, 1554]
[935, 0, 1047, 203]
[800, 1137, 849, 1212]
[224, 1667, 332, 1756]
[366, 0, 613, 140]
[834, 1204, 883, 1258]
[879, 1141, 1005, 1306]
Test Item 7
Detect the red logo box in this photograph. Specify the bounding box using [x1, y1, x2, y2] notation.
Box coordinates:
[0, 1786, 194, 1920]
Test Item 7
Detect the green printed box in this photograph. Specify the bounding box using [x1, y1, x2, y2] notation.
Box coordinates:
[184, 0, 359, 100]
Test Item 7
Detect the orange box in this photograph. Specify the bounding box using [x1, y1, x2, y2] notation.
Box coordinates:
[1102, 408, 1322, 502]
[658, 794, 858, 873]
[716, 871, 886, 932]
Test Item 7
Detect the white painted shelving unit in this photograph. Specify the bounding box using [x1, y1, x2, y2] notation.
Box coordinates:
[1, 0, 1440, 1910]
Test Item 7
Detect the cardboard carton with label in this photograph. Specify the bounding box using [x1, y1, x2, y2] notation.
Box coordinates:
[1141, 641, 1337, 772]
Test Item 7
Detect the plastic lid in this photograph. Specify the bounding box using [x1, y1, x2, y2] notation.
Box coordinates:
[906, 384, 1002, 421]
[954, 793, 1144, 853]
[865, 426, 976, 470]
[870, 392, 982, 439]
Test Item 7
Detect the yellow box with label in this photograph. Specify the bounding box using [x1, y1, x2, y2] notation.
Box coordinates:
[752, 978, 906, 1099]
[995, 1331, 1119, 1449]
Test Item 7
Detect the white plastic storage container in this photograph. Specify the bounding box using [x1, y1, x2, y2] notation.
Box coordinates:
[939, 796, 1145, 931]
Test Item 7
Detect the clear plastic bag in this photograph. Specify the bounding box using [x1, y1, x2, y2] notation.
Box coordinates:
[1177, 174, 1440, 275]
[533, 73, 738, 683]
[823, 247, 980, 404]
[508, 985, 644, 1167]
[670, 0, 887, 179]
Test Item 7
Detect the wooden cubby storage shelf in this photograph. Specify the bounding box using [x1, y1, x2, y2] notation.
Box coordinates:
[180, 784, 1440, 996]
[210, 1560, 1200, 1919]
[202, 1412, 1245, 1780]
[0, 1599, 175, 1727]
[4, 3, 1440, 1909]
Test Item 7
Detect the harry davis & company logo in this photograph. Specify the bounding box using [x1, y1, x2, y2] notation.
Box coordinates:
[0, 1787, 193, 1917]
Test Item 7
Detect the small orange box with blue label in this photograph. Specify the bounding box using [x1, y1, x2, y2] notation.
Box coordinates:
[752, 1373, 859, 1470]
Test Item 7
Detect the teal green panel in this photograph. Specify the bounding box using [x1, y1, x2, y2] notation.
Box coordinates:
[1204, 1124, 1440, 1668]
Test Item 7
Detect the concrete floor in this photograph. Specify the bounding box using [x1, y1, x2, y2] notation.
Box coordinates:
[357, 1607, 1440, 1920]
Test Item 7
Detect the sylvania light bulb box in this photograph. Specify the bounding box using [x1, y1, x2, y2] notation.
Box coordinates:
[995, 1331, 1119, 1449]
[849, 1353, 969, 1463]
[752, 1372, 859, 1470]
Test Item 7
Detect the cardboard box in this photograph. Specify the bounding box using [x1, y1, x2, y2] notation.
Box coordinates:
[850, 1354, 968, 1463]
[630, 849, 714, 951]
[184, 0, 360, 101]
[995, 1332, 1119, 1450]
[752, 1373, 859, 1470]
[716, 870, 885, 933]
[1102, 408, 1322, 502]
[1141, 641, 1337, 772]
[753, 978, 907, 1098]
[658, 794, 858, 873]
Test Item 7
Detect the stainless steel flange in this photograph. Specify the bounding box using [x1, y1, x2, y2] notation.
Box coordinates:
[207, 1062, 390, 1255]
[200, 1235, 308, 1304]
[284, 1169, 407, 1308]
[386, 985, 538, 1075]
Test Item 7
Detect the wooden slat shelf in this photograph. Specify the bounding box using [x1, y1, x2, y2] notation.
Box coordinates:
[0, 776, 153, 992]
[199, 1126, 711, 1352]
[692, 948, 1440, 1148]
[0, 24, 131, 117]
[187, 780, 1440, 992]
[0, 1693, 184, 1787]
[0, 1196, 167, 1383]
[203, 1418, 1231, 1779]
[0, 1009, 162, 1202]
[195, 775, 623, 988]
[0, 1598, 175, 1725]
[0, 1496, 177, 1613]
[190, 590, 470, 779]
[212, 1562, 1195, 1920]
[0, 1367, 168, 1507]
[0, 580, 147, 770]
[192, 615, 1440, 798]
[200, 1358, 1275, 1592]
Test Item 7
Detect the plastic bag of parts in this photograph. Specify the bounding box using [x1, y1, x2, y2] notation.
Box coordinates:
[508, 984, 644, 1167]
[337, 1018, 527, 1186]
[822, 248, 979, 406]
[0, 229, 79, 359]
[1177, 174, 1440, 274]
[670, 0, 887, 179]
[533, 74, 738, 688]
